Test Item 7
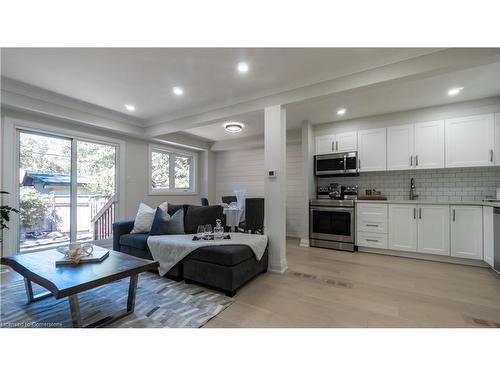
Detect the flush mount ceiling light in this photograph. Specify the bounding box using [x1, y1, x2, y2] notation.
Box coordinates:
[448, 87, 464, 96]
[125, 104, 135, 111]
[337, 108, 347, 115]
[224, 122, 245, 133]
[237, 62, 249, 73]
[172, 86, 184, 96]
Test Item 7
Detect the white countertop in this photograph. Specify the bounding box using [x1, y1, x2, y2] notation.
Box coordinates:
[355, 199, 500, 208]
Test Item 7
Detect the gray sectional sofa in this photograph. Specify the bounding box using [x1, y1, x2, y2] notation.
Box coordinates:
[112, 204, 268, 296]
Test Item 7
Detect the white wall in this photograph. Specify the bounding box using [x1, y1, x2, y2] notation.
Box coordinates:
[214, 141, 303, 237]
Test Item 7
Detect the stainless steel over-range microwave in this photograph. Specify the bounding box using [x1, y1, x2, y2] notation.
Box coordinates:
[314, 151, 358, 176]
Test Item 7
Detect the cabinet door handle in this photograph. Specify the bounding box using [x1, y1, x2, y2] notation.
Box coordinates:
[419, 208, 422, 219]
[336, 141, 339, 152]
[366, 239, 379, 243]
[490, 149, 494, 162]
[358, 159, 361, 169]
[413, 207, 416, 219]
[452, 209, 456, 222]
[410, 155, 413, 166]
[332, 141, 335, 152]
[366, 224, 379, 227]
[415, 155, 419, 166]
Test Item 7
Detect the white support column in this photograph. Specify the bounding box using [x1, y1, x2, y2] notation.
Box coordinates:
[299, 120, 315, 247]
[199, 149, 216, 205]
[264, 105, 287, 273]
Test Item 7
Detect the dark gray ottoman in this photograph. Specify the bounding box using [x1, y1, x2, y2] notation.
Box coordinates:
[183, 245, 268, 297]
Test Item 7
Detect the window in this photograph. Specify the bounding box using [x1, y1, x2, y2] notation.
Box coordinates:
[149, 146, 196, 194]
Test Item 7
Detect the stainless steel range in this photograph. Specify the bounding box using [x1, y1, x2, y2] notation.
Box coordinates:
[309, 184, 358, 251]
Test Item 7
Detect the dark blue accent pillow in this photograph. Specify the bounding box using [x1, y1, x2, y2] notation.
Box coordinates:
[149, 207, 185, 235]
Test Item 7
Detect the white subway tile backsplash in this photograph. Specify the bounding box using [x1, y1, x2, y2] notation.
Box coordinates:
[321, 167, 500, 201]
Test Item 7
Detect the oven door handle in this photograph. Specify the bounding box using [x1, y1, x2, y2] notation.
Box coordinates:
[310, 207, 354, 213]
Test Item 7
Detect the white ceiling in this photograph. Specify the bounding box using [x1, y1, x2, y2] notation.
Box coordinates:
[181, 61, 500, 142]
[1, 48, 439, 123]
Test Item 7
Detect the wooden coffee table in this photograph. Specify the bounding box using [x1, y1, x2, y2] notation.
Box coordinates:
[1, 248, 159, 328]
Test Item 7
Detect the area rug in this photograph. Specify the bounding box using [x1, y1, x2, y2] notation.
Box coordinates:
[0, 272, 234, 328]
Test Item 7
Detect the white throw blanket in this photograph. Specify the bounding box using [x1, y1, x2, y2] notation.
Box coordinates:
[147, 232, 268, 276]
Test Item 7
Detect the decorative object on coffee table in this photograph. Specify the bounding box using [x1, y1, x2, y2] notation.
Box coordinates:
[1, 249, 158, 328]
[56, 243, 109, 266]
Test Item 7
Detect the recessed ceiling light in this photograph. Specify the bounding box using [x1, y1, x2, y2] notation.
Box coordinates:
[448, 87, 464, 96]
[172, 86, 184, 96]
[237, 62, 249, 73]
[224, 122, 245, 133]
[125, 104, 135, 111]
[337, 108, 347, 115]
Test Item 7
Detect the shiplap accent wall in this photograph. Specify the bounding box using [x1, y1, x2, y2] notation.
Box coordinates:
[214, 142, 303, 237]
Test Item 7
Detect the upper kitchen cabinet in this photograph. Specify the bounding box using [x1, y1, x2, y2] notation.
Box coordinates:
[358, 128, 386, 171]
[445, 114, 495, 168]
[315, 132, 357, 155]
[335, 131, 357, 152]
[315, 134, 335, 155]
[387, 124, 414, 170]
[414, 120, 445, 169]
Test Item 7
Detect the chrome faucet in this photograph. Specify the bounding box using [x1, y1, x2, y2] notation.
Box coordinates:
[409, 178, 419, 200]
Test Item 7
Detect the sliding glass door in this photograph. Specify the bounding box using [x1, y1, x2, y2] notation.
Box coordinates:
[18, 130, 117, 252]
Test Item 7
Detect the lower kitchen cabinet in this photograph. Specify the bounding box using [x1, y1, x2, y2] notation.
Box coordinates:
[450, 205, 483, 260]
[388, 204, 417, 251]
[483, 206, 494, 267]
[388, 204, 449, 255]
[417, 205, 450, 256]
[357, 231, 388, 249]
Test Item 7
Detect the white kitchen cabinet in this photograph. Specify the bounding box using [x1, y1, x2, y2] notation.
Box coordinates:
[388, 204, 417, 251]
[357, 203, 388, 234]
[414, 120, 445, 169]
[417, 205, 450, 256]
[315, 132, 357, 155]
[357, 231, 388, 249]
[495, 113, 500, 165]
[445, 114, 495, 168]
[450, 205, 483, 260]
[387, 125, 414, 170]
[357, 128, 386, 171]
[483, 206, 494, 267]
[335, 131, 357, 152]
[315, 134, 335, 155]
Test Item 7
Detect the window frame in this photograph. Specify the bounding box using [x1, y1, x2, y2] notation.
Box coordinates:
[148, 144, 197, 195]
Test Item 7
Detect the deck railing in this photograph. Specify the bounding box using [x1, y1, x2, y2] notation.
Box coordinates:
[90, 195, 115, 241]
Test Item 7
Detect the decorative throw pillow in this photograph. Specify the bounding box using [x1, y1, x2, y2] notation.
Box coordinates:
[130, 203, 156, 233]
[150, 207, 185, 235]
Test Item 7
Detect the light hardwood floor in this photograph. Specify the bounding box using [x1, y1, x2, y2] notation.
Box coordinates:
[204, 238, 500, 328]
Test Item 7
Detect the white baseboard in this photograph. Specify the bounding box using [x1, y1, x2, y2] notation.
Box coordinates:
[267, 264, 288, 274]
[299, 238, 310, 247]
